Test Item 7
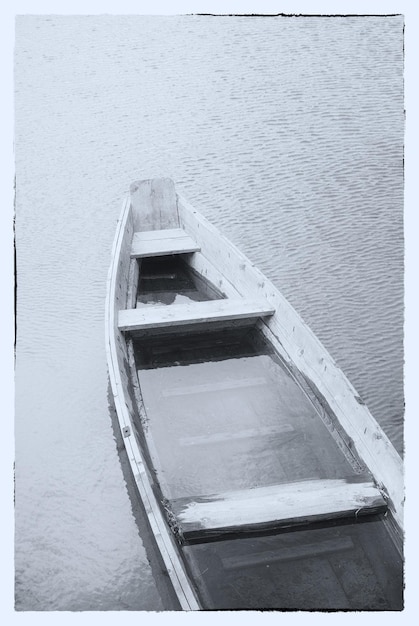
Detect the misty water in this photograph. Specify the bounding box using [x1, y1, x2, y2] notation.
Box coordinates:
[15, 15, 403, 610]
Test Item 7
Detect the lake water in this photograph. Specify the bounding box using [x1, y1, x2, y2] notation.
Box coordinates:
[14, 15, 404, 611]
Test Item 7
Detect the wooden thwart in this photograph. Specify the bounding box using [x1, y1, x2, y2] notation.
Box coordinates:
[118, 298, 275, 332]
[131, 228, 200, 258]
[171, 479, 387, 540]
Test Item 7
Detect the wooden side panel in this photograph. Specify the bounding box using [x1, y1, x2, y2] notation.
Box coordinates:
[188, 251, 242, 299]
[127, 258, 140, 310]
[114, 206, 134, 321]
[130, 178, 179, 232]
[177, 194, 404, 529]
[118, 298, 275, 332]
[105, 195, 200, 610]
[131, 228, 200, 258]
[172, 479, 387, 541]
[111, 206, 138, 429]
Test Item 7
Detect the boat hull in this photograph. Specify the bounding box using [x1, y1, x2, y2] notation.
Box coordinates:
[105, 179, 403, 610]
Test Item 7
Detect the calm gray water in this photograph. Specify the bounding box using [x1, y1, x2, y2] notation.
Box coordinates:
[15, 15, 404, 611]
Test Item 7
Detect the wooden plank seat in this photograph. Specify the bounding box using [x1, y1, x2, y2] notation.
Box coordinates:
[171, 479, 387, 541]
[131, 228, 200, 258]
[118, 298, 275, 332]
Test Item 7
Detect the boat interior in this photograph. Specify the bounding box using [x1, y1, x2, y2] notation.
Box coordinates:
[114, 179, 403, 609]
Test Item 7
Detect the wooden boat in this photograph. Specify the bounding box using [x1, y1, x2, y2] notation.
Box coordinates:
[105, 178, 403, 610]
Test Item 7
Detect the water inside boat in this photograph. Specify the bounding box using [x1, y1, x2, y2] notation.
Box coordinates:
[134, 327, 367, 500]
[136, 255, 223, 307]
[130, 255, 403, 610]
[182, 516, 403, 610]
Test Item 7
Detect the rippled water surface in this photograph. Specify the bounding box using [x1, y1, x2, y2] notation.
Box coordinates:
[15, 15, 404, 611]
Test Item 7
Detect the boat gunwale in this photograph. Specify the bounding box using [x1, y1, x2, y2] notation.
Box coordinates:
[105, 193, 201, 611]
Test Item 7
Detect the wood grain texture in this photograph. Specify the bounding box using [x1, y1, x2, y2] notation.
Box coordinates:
[130, 178, 179, 231]
[172, 479, 386, 540]
[131, 228, 200, 258]
[118, 298, 275, 332]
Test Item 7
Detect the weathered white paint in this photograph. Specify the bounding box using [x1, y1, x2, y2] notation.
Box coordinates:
[105, 197, 200, 610]
[118, 298, 275, 332]
[130, 178, 179, 232]
[177, 192, 404, 529]
[131, 228, 200, 258]
[127, 258, 139, 309]
[172, 479, 386, 539]
[188, 251, 242, 299]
